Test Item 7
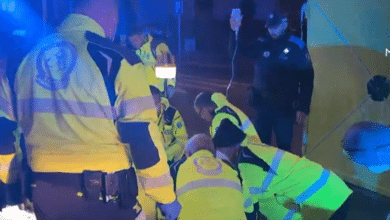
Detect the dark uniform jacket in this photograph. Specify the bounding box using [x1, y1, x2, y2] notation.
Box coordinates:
[240, 31, 314, 115]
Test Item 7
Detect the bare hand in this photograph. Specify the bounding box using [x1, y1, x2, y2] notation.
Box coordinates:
[230, 15, 243, 32]
[296, 111, 307, 125]
[156, 53, 176, 67]
[18, 198, 34, 214]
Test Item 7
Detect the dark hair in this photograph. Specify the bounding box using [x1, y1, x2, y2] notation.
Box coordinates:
[194, 92, 216, 109]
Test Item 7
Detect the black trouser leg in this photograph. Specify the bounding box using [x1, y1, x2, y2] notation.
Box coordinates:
[273, 110, 294, 152]
[329, 193, 354, 220]
[254, 106, 274, 145]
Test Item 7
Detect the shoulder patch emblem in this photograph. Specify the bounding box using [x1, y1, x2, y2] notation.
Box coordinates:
[36, 41, 78, 91]
[193, 157, 222, 176]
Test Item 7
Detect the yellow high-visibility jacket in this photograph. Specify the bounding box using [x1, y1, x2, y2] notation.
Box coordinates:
[170, 150, 246, 220]
[158, 97, 187, 163]
[15, 14, 175, 204]
[136, 97, 188, 219]
[0, 72, 22, 184]
[136, 35, 176, 93]
[208, 93, 352, 219]
[238, 144, 353, 220]
[210, 93, 262, 146]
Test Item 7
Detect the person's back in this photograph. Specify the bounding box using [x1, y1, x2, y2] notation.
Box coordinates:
[13, 1, 180, 219]
[15, 14, 133, 173]
[174, 150, 245, 219]
[171, 134, 246, 220]
[239, 143, 353, 220]
[208, 93, 262, 145]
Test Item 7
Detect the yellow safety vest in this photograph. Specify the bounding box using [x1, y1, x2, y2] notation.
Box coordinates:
[240, 144, 353, 220]
[175, 150, 247, 220]
[157, 98, 187, 163]
[0, 73, 22, 184]
[210, 93, 262, 146]
[15, 14, 176, 204]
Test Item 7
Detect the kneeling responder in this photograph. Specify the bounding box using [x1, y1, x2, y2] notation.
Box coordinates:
[211, 118, 354, 220]
[169, 134, 246, 220]
[151, 86, 188, 165]
[0, 71, 22, 211]
[127, 25, 176, 99]
[194, 92, 262, 147]
[13, 1, 181, 219]
[137, 86, 188, 219]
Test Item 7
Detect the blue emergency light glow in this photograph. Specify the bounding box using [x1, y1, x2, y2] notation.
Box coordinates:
[1, 0, 15, 12]
[12, 29, 26, 36]
[155, 66, 176, 79]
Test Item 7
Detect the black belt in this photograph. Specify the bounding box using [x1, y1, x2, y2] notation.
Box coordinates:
[33, 168, 138, 210]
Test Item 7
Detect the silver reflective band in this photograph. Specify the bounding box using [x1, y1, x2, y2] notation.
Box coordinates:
[20, 95, 155, 120]
[244, 198, 253, 208]
[241, 118, 251, 131]
[283, 169, 331, 220]
[176, 179, 242, 197]
[249, 149, 284, 195]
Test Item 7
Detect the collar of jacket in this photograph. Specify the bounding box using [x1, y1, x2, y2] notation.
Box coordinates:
[266, 29, 291, 42]
[58, 14, 105, 38]
[212, 93, 229, 113]
[137, 34, 153, 53]
[192, 149, 214, 159]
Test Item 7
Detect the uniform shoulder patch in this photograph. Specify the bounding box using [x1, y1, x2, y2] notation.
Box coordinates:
[35, 41, 78, 91]
[289, 36, 305, 49]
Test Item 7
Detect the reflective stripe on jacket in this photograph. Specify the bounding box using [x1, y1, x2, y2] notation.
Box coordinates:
[240, 144, 353, 220]
[210, 93, 262, 146]
[157, 98, 187, 162]
[174, 150, 246, 220]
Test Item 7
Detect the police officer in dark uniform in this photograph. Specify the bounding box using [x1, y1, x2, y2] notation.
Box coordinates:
[230, 10, 314, 153]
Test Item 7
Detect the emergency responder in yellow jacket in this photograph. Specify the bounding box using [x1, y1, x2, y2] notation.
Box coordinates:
[151, 86, 187, 165]
[0, 70, 22, 211]
[208, 116, 354, 220]
[137, 85, 187, 220]
[128, 26, 176, 98]
[194, 92, 262, 147]
[14, 1, 180, 219]
[169, 134, 246, 220]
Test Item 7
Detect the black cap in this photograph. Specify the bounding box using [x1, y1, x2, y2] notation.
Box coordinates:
[213, 119, 247, 148]
[265, 11, 288, 28]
